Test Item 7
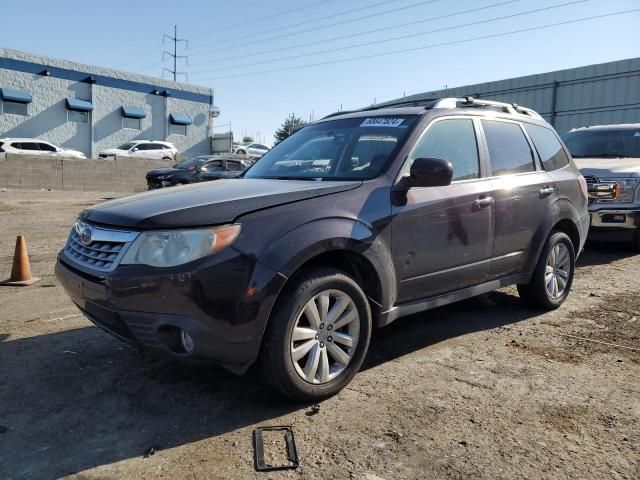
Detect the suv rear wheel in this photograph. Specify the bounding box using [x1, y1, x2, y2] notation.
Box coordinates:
[259, 267, 372, 401]
[517, 231, 575, 310]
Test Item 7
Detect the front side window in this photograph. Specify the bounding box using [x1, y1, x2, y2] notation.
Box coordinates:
[407, 118, 480, 181]
[123, 116, 141, 130]
[37, 143, 57, 152]
[524, 123, 569, 171]
[2, 101, 28, 116]
[174, 156, 211, 170]
[68, 110, 89, 124]
[482, 120, 534, 176]
[203, 160, 224, 171]
[563, 128, 640, 159]
[245, 115, 418, 180]
[170, 123, 187, 136]
[117, 142, 136, 150]
[20, 142, 40, 151]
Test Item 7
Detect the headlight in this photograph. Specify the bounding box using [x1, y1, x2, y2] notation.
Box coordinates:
[121, 224, 241, 268]
[600, 177, 638, 203]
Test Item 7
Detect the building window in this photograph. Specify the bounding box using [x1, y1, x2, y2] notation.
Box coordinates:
[170, 123, 187, 136]
[2, 100, 28, 116]
[68, 109, 89, 124]
[123, 116, 141, 130]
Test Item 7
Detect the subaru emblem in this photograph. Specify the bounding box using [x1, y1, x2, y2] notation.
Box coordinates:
[80, 227, 92, 245]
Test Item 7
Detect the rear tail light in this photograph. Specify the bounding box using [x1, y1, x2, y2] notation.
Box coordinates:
[578, 175, 588, 199]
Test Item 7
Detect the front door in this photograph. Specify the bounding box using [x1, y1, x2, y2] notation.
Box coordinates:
[392, 117, 495, 304]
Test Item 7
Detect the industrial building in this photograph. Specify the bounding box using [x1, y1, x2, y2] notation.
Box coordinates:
[0, 48, 213, 158]
[383, 57, 640, 134]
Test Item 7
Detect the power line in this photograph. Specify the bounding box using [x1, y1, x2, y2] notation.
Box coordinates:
[188, 0, 406, 53]
[189, 0, 340, 40]
[187, 0, 441, 58]
[196, 9, 640, 82]
[136, 58, 164, 74]
[188, 0, 523, 68]
[191, 0, 587, 75]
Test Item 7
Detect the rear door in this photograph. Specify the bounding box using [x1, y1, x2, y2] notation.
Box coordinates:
[391, 117, 495, 303]
[37, 142, 60, 157]
[479, 119, 556, 279]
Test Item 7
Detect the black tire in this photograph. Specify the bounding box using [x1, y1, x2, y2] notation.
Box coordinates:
[631, 231, 640, 252]
[517, 231, 575, 310]
[258, 267, 372, 402]
[162, 157, 172, 161]
[236, 150, 246, 155]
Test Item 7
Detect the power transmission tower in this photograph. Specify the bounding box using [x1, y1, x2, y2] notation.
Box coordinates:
[163, 25, 188, 81]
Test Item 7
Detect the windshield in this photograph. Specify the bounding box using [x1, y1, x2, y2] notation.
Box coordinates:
[117, 142, 136, 150]
[563, 128, 640, 158]
[174, 156, 212, 170]
[245, 115, 418, 180]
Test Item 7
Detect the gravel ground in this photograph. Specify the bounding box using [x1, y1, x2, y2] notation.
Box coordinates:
[0, 188, 638, 480]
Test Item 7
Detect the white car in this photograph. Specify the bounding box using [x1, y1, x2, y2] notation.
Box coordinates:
[98, 140, 178, 161]
[0, 138, 86, 159]
[233, 142, 270, 157]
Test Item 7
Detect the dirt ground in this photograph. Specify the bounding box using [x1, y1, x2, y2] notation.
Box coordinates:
[0, 188, 638, 480]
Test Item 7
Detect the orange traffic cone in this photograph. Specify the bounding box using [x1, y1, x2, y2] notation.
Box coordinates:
[1, 235, 41, 286]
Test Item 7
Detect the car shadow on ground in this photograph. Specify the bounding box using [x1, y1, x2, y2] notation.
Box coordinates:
[577, 241, 637, 267]
[0, 290, 542, 478]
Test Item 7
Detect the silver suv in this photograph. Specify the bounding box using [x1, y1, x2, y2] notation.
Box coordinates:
[564, 124, 640, 251]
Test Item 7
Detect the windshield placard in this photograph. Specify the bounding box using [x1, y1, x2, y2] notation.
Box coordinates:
[360, 118, 404, 128]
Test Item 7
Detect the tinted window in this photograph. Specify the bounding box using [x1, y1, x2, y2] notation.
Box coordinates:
[123, 116, 141, 130]
[170, 123, 187, 136]
[203, 160, 224, 171]
[524, 124, 569, 171]
[37, 143, 57, 152]
[482, 120, 534, 176]
[175, 156, 211, 170]
[245, 115, 418, 180]
[3, 101, 28, 116]
[117, 142, 136, 150]
[409, 118, 479, 181]
[226, 161, 243, 171]
[20, 142, 40, 151]
[563, 128, 640, 158]
[68, 110, 89, 124]
[147, 144, 164, 150]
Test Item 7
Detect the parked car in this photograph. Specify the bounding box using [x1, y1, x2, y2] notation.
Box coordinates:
[563, 123, 640, 250]
[98, 140, 177, 161]
[146, 155, 251, 189]
[0, 137, 86, 159]
[192, 157, 252, 184]
[234, 142, 270, 157]
[56, 97, 589, 401]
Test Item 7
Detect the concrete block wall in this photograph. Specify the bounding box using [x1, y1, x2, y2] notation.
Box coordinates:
[0, 154, 168, 192]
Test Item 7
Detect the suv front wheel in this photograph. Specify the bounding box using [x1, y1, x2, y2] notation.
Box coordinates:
[518, 231, 575, 310]
[259, 267, 372, 401]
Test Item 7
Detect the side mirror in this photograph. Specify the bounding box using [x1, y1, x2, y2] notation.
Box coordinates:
[131, 147, 139, 152]
[396, 157, 453, 190]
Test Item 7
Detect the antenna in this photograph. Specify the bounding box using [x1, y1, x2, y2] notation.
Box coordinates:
[163, 25, 188, 82]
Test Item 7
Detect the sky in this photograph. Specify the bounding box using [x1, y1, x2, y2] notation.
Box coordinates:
[1, 0, 639, 145]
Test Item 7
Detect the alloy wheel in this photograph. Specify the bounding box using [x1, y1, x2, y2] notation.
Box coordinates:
[290, 289, 360, 384]
[545, 243, 570, 299]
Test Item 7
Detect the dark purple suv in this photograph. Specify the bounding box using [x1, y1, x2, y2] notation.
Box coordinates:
[56, 97, 589, 400]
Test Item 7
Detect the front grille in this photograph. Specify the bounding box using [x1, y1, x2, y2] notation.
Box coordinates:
[584, 175, 598, 205]
[62, 221, 138, 272]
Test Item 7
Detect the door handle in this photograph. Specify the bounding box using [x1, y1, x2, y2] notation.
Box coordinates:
[539, 186, 555, 198]
[473, 196, 494, 209]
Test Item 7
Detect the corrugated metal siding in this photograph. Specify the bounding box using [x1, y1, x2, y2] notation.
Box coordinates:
[386, 58, 640, 134]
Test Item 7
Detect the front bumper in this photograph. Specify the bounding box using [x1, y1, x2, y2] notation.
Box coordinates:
[588, 208, 640, 242]
[55, 248, 286, 373]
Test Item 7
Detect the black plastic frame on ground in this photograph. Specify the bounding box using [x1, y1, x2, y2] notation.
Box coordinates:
[253, 426, 299, 472]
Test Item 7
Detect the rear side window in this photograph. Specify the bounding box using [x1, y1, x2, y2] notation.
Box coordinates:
[20, 142, 40, 151]
[409, 118, 479, 181]
[524, 124, 569, 171]
[38, 143, 57, 152]
[482, 120, 535, 176]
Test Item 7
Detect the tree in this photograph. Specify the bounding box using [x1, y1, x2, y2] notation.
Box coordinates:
[274, 113, 306, 144]
[242, 136, 254, 143]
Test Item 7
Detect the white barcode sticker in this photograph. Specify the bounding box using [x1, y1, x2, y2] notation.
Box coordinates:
[360, 118, 404, 128]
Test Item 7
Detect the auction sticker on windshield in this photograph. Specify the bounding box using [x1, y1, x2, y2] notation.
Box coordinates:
[360, 118, 404, 128]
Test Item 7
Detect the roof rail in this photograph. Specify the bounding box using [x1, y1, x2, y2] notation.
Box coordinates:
[321, 96, 543, 120]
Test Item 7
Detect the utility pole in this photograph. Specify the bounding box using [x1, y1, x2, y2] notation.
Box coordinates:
[163, 25, 188, 81]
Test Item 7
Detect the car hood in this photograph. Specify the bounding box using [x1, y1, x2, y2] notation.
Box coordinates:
[574, 157, 640, 178]
[146, 167, 183, 177]
[80, 178, 362, 229]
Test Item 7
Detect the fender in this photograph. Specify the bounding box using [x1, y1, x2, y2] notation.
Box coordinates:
[525, 196, 583, 274]
[255, 217, 397, 310]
